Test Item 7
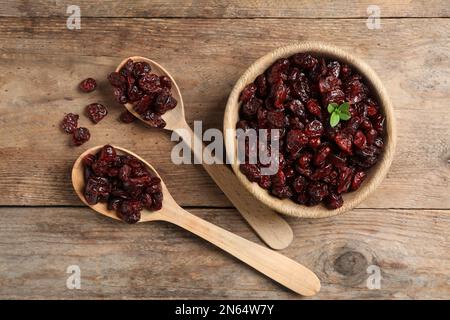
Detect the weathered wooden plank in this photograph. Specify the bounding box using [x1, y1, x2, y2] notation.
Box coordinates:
[0, 18, 449, 208]
[0, 0, 448, 18]
[0, 207, 448, 299]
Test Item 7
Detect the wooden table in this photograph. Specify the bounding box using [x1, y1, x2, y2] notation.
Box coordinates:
[0, 1, 449, 299]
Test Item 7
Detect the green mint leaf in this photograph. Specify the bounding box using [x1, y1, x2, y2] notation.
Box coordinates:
[330, 111, 340, 127]
[339, 111, 351, 121]
[339, 102, 350, 114]
[327, 103, 338, 114]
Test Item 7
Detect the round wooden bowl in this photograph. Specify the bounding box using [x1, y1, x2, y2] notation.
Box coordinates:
[224, 42, 397, 218]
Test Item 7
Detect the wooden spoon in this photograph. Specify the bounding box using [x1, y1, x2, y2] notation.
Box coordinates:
[72, 145, 320, 296]
[115, 56, 293, 250]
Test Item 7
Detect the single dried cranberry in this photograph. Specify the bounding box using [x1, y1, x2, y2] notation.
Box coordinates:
[291, 73, 310, 103]
[113, 87, 128, 104]
[240, 164, 261, 183]
[258, 175, 272, 189]
[254, 74, 268, 98]
[98, 145, 116, 162]
[292, 175, 307, 193]
[308, 182, 329, 202]
[119, 200, 143, 224]
[138, 73, 162, 94]
[120, 111, 136, 123]
[337, 167, 353, 194]
[325, 192, 343, 209]
[241, 97, 262, 119]
[267, 110, 285, 129]
[272, 170, 287, 187]
[159, 76, 172, 90]
[61, 113, 79, 134]
[154, 92, 178, 114]
[297, 151, 313, 169]
[84, 176, 111, 205]
[335, 133, 353, 154]
[271, 185, 293, 199]
[318, 76, 341, 94]
[150, 192, 164, 210]
[353, 130, 367, 149]
[133, 61, 151, 78]
[86, 103, 108, 124]
[292, 53, 318, 69]
[327, 61, 341, 78]
[308, 137, 321, 149]
[314, 145, 331, 166]
[83, 154, 96, 166]
[270, 81, 288, 109]
[239, 83, 257, 103]
[108, 72, 126, 88]
[351, 170, 367, 191]
[286, 130, 308, 154]
[79, 78, 97, 92]
[143, 111, 166, 128]
[305, 120, 323, 138]
[306, 99, 322, 117]
[267, 59, 289, 84]
[72, 127, 90, 146]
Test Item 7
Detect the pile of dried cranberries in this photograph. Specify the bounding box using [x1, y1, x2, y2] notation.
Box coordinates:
[237, 53, 385, 209]
[82, 145, 163, 223]
[108, 59, 177, 128]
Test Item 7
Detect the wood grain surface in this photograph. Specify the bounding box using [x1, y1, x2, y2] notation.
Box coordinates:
[0, 1, 449, 299]
[0, 207, 448, 299]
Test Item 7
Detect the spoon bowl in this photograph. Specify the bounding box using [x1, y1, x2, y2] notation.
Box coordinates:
[72, 145, 320, 296]
[113, 56, 294, 250]
[116, 56, 185, 131]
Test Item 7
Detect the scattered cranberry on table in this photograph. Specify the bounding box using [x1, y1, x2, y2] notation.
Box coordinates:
[86, 103, 108, 124]
[72, 127, 91, 146]
[83, 145, 163, 223]
[61, 113, 79, 134]
[79, 78, 97, 93]
[237, 53, 386, 209]
[108, 59, 178, 128]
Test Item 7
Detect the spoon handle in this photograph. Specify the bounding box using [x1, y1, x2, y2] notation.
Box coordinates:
[160, 207, 320, 296]
[172, 122, 293, 250]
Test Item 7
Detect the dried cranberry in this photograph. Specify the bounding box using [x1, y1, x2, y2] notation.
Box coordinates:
[154, 92, 178, 114]
[120, 111, 136, 123]
[271, 185, 293, 199]
[286, 130, 308, 154]
[108, 72, 126, 88]
[353, 130, 367, 149]
[325, 192, 343, 209]
[72, 127, 90, 146]
[240, 83, 257, 103]
[82, 145, 163, 223]
[305, 120, 323, 138]
[351, 170, 367, 191]
[143, 111, 166, 128]
[133, 61, 151, 78]
[240, 164, 261, 183]
[314, 145, 331, 166]
[306, 99, 322, 118]
[79, 78, 97, 92]
[61, 113, 79, 134]
[236, 52, 386, 209]
[86, 103, 108, 124]
[84, 176, 111, 205]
